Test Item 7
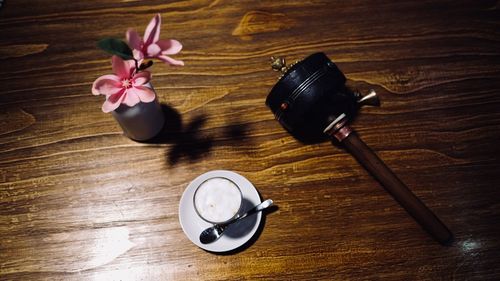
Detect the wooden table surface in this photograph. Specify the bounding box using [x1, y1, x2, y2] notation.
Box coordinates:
[1, 1, 499, 280]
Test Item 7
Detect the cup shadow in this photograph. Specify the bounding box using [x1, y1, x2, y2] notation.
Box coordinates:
[224, 198, 259, 239]
[213, 199, 279, 256]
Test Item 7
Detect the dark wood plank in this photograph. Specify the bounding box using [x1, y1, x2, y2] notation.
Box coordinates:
[1, 0, 499, 280]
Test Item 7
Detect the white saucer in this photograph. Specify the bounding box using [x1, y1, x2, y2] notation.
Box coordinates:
[179, 170, 262, 252]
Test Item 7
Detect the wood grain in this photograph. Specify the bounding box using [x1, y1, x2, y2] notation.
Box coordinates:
[1, 0, 499, 280]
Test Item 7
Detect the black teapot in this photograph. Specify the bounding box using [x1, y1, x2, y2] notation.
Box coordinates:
[266, 52, 452, 245]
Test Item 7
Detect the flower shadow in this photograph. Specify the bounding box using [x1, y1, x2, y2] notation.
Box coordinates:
[143, 104, 214, 165]
[144, 104, 251, 166]
[167, 114, 214, 165]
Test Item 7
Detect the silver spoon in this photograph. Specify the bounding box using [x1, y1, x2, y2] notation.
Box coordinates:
[199, 199, 274, 244]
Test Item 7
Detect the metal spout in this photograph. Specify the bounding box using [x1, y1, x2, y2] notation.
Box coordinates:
[356, 89, 380, 107]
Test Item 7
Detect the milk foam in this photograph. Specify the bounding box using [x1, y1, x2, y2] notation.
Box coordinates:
[194, 177, 242, 223]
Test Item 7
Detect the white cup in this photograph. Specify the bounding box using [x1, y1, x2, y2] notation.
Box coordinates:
[193, 177, 242, 224]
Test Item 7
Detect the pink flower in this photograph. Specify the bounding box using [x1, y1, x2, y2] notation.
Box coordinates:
[92, 56, 155, 113]
[126, 14, 184, 66]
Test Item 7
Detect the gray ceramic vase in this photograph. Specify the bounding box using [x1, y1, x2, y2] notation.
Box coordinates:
[111, 84, 164, 141]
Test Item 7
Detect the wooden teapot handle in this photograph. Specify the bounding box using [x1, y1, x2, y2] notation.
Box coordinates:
[341, 131, 453, 244]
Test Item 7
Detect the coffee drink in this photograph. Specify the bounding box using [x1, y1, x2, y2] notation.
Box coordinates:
[194, 177, 242, 223]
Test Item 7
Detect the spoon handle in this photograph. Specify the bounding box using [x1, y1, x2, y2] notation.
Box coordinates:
[231, 199, 273, 224]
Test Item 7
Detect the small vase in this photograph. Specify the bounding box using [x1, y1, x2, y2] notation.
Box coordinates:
[111, 83, 165, 141]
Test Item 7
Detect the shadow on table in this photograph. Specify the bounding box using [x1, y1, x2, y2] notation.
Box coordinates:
[142, 104, 251, 166]
[224, 198, 260, 239]
[215, 203, 279, 256]
[146, 104, 212, 165]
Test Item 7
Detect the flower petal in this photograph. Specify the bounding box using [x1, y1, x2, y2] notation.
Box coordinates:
[157, 39, 182, 55]
[132, 71, 151, 86]
[122, 89, 141, 107]
[157, 55, 185, 66]
[102, 89, 126, 113]
[129, 85, 156, 103]
[92, 74, 122, 96]
[144, 14, 161, 46]
[126, 28, 143, 50]
[146, 43, 162, 57]
[112, 56, 134, 79]
[133, 49, 145, 61]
